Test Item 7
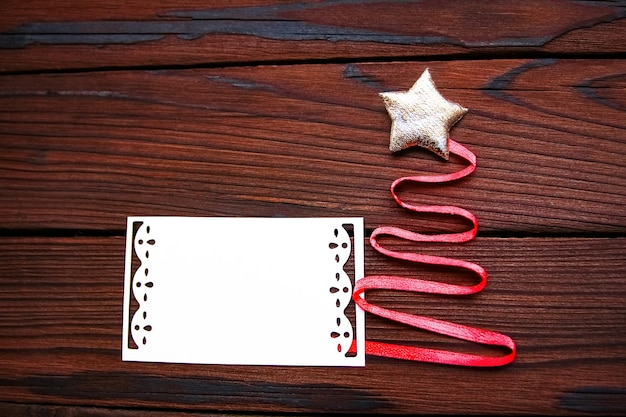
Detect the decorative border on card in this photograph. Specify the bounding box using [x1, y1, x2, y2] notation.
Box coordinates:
[328, 224, 354, 356]
[129, 222, 155, 349]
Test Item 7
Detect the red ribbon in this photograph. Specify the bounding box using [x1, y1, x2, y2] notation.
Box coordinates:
[353, 139, 516, 366]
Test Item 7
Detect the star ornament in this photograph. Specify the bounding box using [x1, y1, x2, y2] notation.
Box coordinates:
[380, 68, 468, 160]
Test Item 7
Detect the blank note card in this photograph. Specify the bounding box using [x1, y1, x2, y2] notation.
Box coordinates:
[122, 217, 364, 366]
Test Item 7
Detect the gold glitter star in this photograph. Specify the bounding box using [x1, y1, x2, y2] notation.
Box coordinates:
[380, 68, 468, 160]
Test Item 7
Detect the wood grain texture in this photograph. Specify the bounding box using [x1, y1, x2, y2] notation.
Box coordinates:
[1, 1, 625, 416]
[0, 403, 243, 417]
[0, 236, 624, 414]
[0, 0, 625, 72]
[1, 59, 624, 233]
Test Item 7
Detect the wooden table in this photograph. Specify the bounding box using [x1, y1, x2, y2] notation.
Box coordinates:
[1, 1, 625, 415]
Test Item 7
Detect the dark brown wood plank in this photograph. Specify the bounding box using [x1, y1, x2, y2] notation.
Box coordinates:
[0, 236, 624, 415]
[1, 0, 625, 72]
[0, 59, 624, 233]
[0, 403, 244, 417]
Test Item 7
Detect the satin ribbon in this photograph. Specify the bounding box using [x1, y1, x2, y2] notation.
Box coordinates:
[353, 139, 516, 366]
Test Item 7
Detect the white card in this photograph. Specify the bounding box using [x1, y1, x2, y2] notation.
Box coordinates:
[122, 217, 365, 366]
